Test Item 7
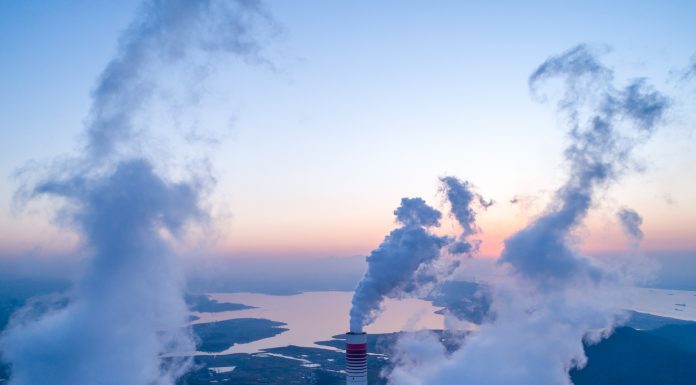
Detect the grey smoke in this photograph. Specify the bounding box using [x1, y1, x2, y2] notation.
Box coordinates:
[350, 198, 449, 333]
[388, 45, 668, 385]
[428, 280, 494, 325]
[0, 1, 272, 384]
[436, 177, 495, 325]
[440, 177, 489, 236]
[617, 207, 644, 241]
[440, 176, 492, 255]
[614, 207, 653, 283]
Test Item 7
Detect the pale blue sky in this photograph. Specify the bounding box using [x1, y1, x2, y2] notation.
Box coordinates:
[1, 0, 695, 258]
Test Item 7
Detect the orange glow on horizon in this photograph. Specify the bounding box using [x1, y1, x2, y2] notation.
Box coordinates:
[2, 206, 694, 260]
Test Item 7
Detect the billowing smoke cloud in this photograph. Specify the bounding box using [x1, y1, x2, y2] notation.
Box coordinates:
[501, 44, 667, 286]
[0, 1, 272, 384]
[388, 44, 668, 385]
[2, 160, 203, 385]
[617, 207, 644, 241]
[350, 198, 448, 333]
[350, 177, 489, 333]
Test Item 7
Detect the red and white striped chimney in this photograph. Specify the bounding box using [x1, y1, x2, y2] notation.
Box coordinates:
[346, 332, 367, 385]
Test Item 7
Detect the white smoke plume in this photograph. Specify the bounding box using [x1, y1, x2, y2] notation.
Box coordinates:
[0, 1, 273, 384]
[388, 45, 668, 385]
[350, 198, 449, 333]
[350, 178, 488, 333]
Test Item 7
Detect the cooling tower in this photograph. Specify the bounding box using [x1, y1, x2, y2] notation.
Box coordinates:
[346, 332, 368, 385]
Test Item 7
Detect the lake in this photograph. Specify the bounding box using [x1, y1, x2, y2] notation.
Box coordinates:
[191, 291, 444, 354]
[190, 287, 696, 355]
[627, 287, 696, 321]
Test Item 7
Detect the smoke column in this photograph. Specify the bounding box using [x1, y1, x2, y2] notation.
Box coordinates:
[0, 1, 272, 384]
[388, 45, 668, 385]
[349, 198, 448, 333]
[350, 178, 488, 333]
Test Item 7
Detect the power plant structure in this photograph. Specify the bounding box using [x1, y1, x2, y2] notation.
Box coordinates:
[346, 332, 368, 385]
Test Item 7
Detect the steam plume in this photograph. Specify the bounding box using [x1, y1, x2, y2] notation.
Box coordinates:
[350, 177, 488, 333]
[0, 1, 272, 384]
[388, 45, 668, 385]
[350, 198, 448, 333]
[501, 44, 667, 286]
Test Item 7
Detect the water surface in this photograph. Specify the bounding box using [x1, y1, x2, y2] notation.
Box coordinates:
[191, 287, 696, 355]
[192, 291, 444, 354]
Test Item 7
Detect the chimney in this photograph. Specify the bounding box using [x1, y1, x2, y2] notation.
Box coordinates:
[346, 332, 368, 385]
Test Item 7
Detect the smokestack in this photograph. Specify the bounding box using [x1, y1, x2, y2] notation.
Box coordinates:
[346, 332, 368, 385]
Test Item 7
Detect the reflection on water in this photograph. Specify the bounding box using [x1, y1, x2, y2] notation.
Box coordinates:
[192, 291, 444, 354]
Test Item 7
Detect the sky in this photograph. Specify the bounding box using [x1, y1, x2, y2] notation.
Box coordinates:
[1, 0, 695, 262]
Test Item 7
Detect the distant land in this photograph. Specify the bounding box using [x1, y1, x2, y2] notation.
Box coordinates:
[192, 318, 288, 353]
[570, 324, 696, 384]
[186, 294, 256, 313]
